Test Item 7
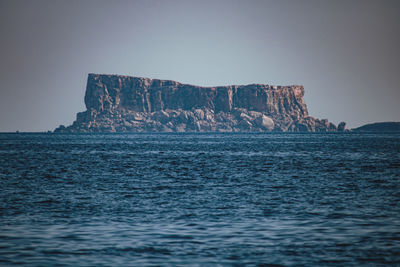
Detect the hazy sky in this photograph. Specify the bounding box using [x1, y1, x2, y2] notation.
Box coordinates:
[0, 0, 399, 131]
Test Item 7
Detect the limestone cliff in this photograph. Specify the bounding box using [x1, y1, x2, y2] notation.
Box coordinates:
[55, 73, 342, 132]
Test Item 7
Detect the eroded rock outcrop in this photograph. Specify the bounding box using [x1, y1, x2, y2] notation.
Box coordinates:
[55, 73, 342, 132]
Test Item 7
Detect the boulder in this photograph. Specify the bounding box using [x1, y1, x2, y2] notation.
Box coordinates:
[255, 115, 274, 131]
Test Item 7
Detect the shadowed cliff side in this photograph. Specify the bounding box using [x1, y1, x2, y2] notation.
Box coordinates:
[55, 74, 344, 132]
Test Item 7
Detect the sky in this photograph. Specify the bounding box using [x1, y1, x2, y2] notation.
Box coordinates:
[0, 0, 399, 132]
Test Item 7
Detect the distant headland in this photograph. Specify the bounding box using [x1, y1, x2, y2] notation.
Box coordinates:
[55, 73, 346, 133]
[352, 122, 400, 132]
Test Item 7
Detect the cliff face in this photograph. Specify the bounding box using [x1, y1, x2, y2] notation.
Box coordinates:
[55, 73, 342, 132]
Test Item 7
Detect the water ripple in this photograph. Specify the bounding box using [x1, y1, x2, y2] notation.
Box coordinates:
[0, 133, 399, 266]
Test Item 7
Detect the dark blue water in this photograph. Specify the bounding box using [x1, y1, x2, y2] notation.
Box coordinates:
[0, 133, 399, 266]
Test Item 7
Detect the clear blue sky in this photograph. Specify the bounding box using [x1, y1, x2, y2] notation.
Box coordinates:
[0, 0, 399, 131]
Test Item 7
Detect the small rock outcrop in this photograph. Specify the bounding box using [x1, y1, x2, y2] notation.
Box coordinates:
[55, 73, 341, 133]
[338, 122, 346, 132]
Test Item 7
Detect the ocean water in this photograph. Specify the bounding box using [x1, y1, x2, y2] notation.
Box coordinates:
[0, 133, 399, 266]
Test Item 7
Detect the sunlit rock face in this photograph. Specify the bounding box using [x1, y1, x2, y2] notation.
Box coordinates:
[55, 73, 340, 132]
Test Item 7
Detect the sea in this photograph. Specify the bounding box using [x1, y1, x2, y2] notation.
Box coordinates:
[0, 133, 399, 266]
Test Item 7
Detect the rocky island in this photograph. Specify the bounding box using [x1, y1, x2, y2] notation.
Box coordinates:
[55, 73, 345, 133]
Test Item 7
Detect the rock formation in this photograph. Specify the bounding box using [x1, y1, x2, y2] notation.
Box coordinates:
[55, 73, 343, 133]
